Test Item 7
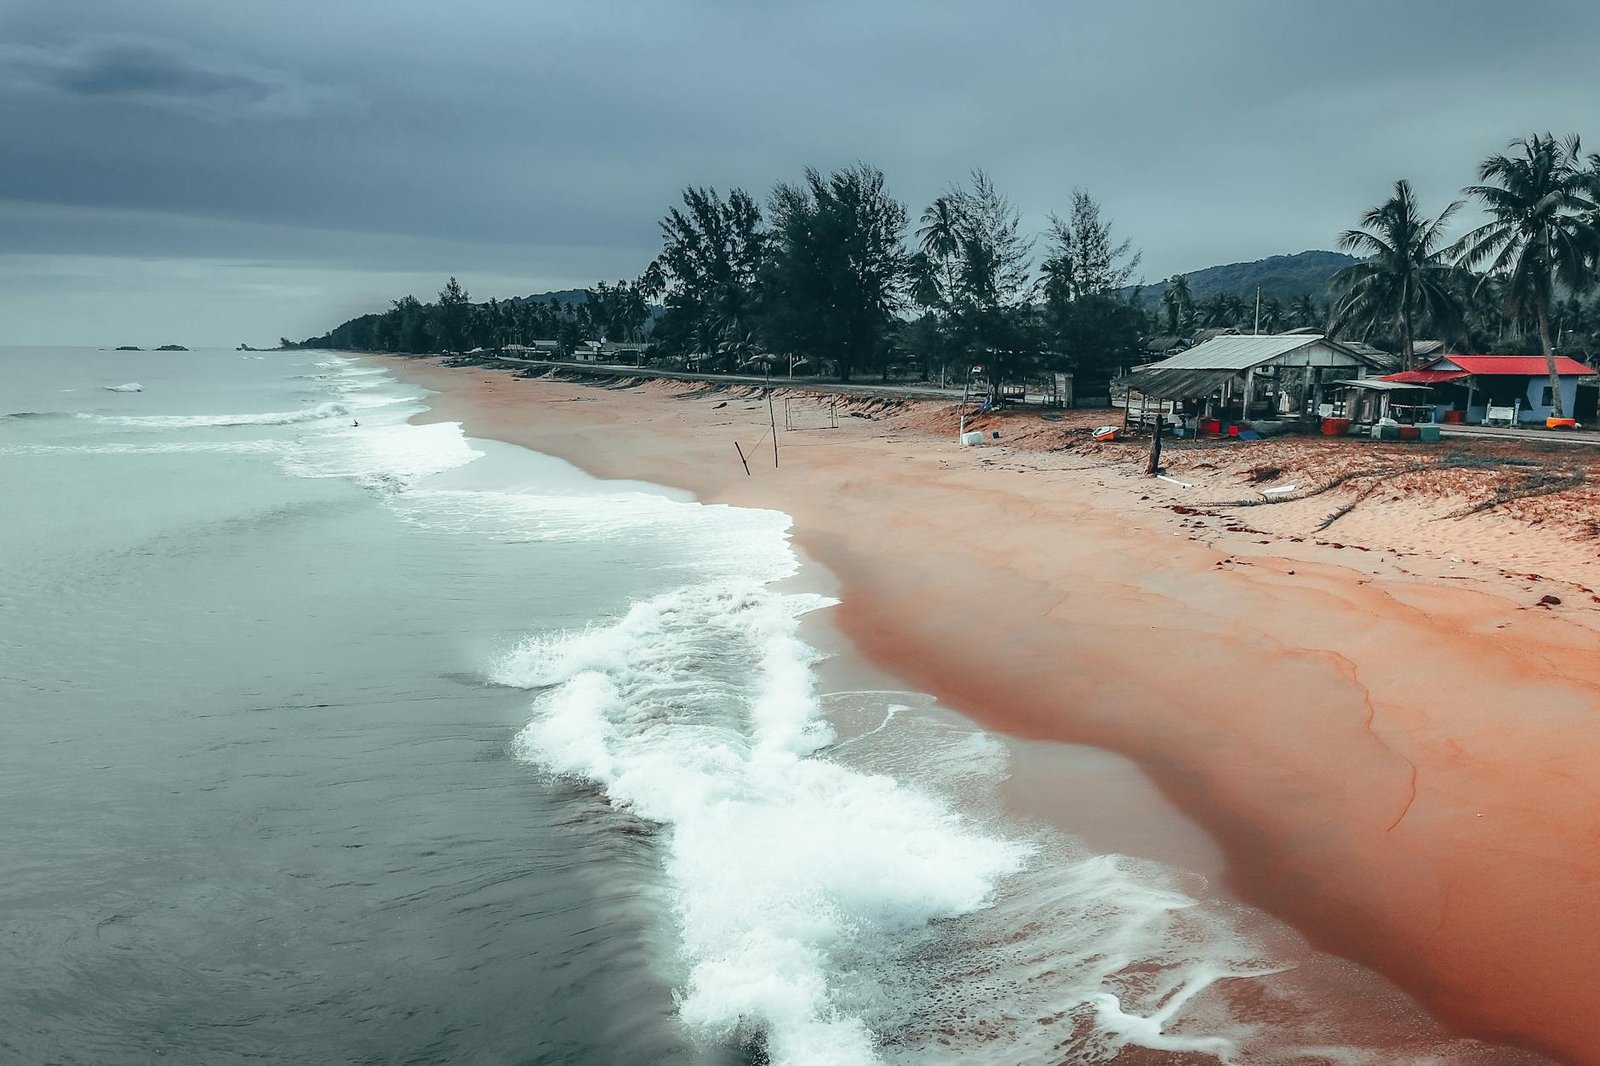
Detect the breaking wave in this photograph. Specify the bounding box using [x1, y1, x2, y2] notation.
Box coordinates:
[497, 583, 1031, 1066]
[94, 401, 351, 429]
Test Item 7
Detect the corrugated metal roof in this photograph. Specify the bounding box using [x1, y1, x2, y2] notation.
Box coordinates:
[1330, 379, 1434, 392]
[1115, 367, 1240, 400]
[1140, 333, 1337, 371]
[1430, 355, 1594, 376]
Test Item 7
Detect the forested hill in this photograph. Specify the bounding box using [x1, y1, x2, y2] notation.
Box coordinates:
[512, 288, 589, 305]
[1124, 250, 1360, 305]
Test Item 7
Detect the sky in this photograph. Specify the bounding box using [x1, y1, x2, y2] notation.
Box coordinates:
[5, 0, 1600, 347]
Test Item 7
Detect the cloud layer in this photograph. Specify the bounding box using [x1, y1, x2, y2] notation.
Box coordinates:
[4, 0, 1600, 345]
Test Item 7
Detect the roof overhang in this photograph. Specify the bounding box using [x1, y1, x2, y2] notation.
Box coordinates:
[1331, 378, 1433, 392]
[1117, 367, 1241, 400]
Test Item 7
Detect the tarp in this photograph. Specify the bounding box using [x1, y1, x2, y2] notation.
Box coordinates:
[1115, 367, 1239, 400]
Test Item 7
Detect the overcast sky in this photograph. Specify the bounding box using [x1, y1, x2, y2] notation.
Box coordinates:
[5, 0, 1600, 347]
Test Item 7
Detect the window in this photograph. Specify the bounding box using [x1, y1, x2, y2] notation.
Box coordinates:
[1542, 386, 1555, 407]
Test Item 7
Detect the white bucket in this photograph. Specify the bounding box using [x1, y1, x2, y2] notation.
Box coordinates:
[960, 431, 985, 447]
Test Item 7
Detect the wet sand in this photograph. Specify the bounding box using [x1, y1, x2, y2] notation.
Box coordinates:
[380, 357, 1600, 1064]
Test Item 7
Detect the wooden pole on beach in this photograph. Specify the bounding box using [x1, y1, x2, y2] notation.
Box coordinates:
[767, 389, 779, 468]
[734, 441, 751, 475]
[1146, 414, 1164, 475]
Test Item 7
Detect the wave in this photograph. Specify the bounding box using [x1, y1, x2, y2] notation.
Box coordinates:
[103, 382, 143, 392]
[503, 579, 1481, 1064]
[2, 411, 72, 421]
[1, 440, 288, 457]
[95, 401, 350, 429]
[500, 583, 1032, 1065]
[278, 419, 482, 488]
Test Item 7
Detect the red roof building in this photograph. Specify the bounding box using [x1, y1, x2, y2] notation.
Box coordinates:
[1381, 355, 1596, 424]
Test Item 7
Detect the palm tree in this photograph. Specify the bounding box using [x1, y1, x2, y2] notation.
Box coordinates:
[915, 194, 963, 314]
[1330, 179, 1463, 369]
[1199, 292, 1230, 327]
[1260, 296, 1285, 333]
[1454, 134, 1599, 417]
[1160, 275, 1193, 333]
[1290, 293, 1322, 330]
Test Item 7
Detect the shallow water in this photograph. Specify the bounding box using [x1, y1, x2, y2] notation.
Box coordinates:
[1, 348, 1552, 1065]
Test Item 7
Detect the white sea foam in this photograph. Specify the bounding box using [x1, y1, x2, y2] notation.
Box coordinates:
[279, 419, 482, 488]
[103, 382, 144, 392]
[500, 582, 1031, 1066]
[95, 400, 350, 429]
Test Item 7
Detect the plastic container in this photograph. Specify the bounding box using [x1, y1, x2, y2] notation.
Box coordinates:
[1320, 417, 1351, 436]
[1443, 410, 1466, 424]
[1199, 418, 1221, 435]
[960, 431, 984, 447]
[1547, 417, 1577, 430]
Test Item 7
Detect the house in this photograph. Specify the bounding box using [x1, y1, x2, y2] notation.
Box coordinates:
[1117, 333, 1384, 426]
[1383, 354, 1595, 424]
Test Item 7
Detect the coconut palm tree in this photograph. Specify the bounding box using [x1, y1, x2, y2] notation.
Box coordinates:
[1330, 179, 1464, 369]
[1160, 275, 1193, 333]
[1454, 134, 1599, 417]
[1260, 296, 1285, 333]
[1289, 293, 1322, 330]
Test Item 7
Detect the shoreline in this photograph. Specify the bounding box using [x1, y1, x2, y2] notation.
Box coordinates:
[375, 354, 1600, 1064]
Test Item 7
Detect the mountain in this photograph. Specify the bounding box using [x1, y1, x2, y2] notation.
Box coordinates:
[510, 288, 589, 306]
[1123, 250, 1360, 306]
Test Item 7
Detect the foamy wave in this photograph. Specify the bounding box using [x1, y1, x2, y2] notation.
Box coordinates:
[279, 419, 482, 488]
[1, 440, 288, 457]
[501, 584, 1031, 1066]
[103, 382, 143, 392]
[392, 487, 799, 580]
[96, 401, 349, 429]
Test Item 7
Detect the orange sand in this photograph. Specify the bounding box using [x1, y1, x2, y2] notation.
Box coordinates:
[382, 358, 1600, 1063]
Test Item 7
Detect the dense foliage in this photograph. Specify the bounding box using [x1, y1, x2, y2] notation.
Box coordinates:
[297, 132, 1600, 409]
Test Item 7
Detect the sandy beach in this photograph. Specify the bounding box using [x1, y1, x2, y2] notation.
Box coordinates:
[380, 355, 1600, 1063]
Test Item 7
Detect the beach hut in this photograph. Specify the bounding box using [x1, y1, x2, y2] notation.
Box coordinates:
[1383, 354, 1595, 425]
[1117, 333, 1383, 430]
[1324, 379, 1436, 433]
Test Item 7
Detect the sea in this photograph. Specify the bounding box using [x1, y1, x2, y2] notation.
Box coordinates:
[0, 347, 1549, 1066]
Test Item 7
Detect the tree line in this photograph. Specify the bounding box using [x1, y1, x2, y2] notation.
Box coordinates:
[292, 276, 652, 358]
[636, 167, 1148, 385]
[297, 133, 1600, 413]
[297, 164, 1152, 390]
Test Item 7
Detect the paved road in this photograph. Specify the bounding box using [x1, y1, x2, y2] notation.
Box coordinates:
[1439, 423, 1600, 447]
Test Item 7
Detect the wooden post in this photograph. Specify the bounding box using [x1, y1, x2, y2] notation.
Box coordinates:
[734, 441, 751, 475]
[767, 389, 779, 468]
[1240, 367, 1255, 424]
[1146, 414, 1164, 475]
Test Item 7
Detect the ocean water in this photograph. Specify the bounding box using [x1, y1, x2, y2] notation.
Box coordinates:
[0, 348, 1546, 1066]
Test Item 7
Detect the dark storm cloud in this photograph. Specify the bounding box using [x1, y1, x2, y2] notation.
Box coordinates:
[5, 0, 1600, 344]
[0, 36, 351, 120]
